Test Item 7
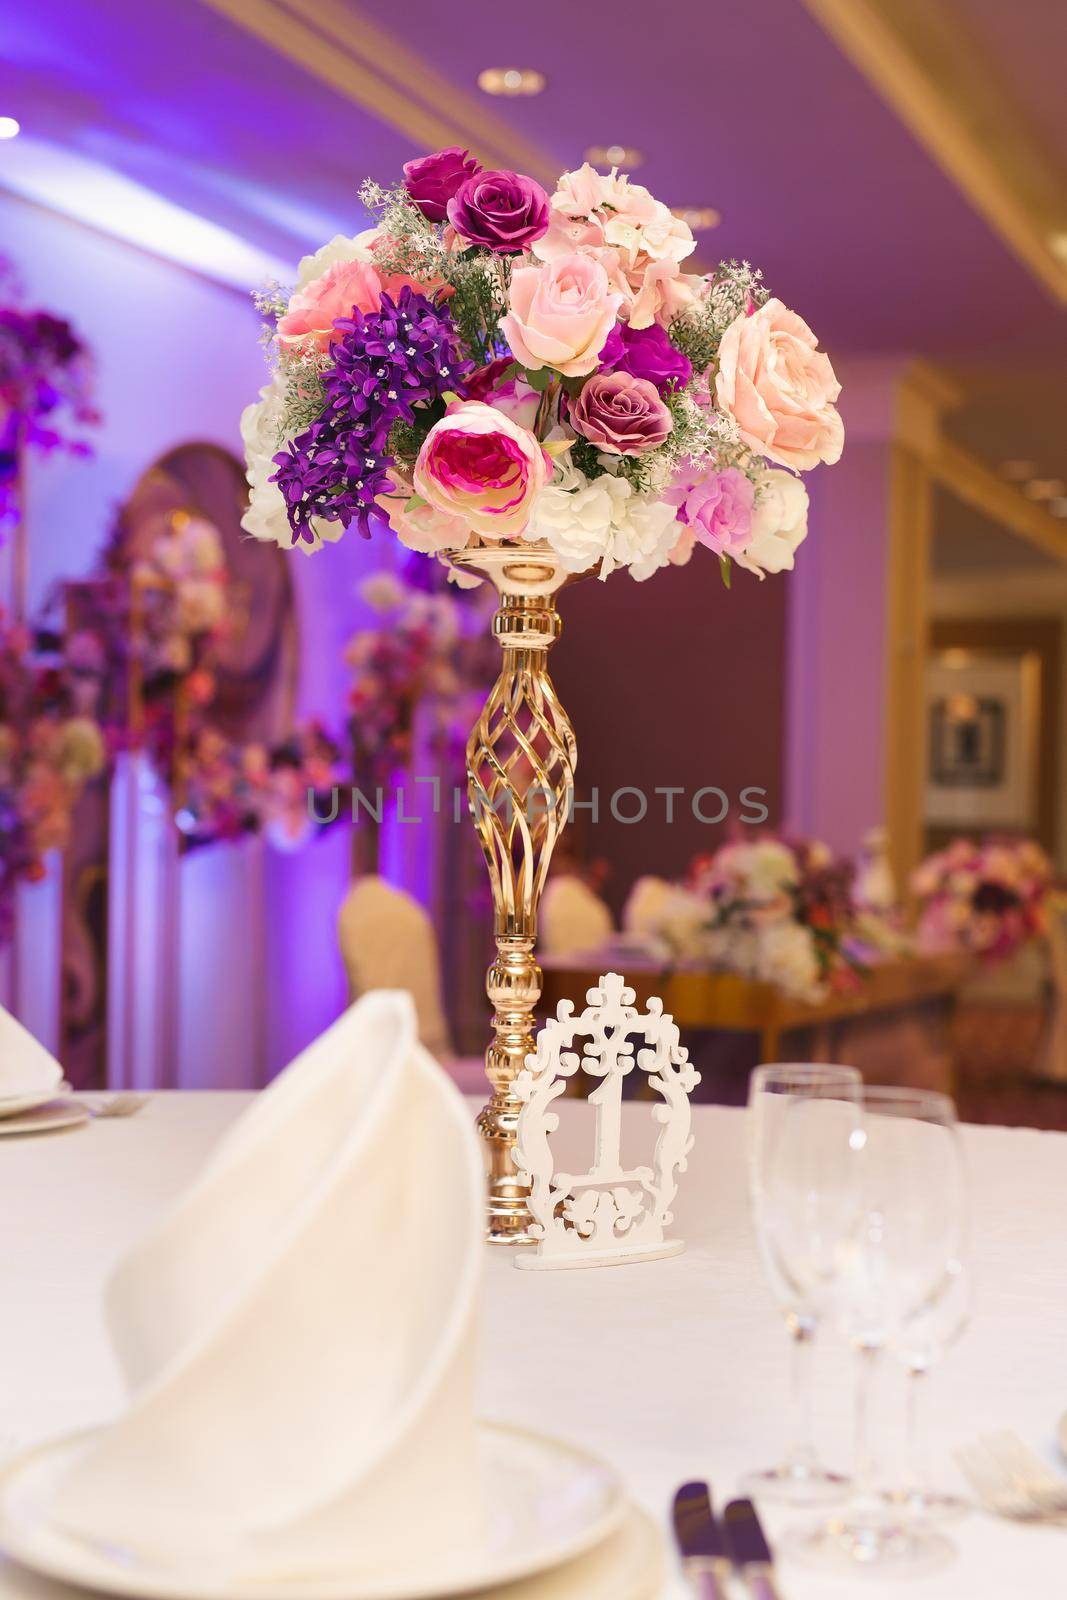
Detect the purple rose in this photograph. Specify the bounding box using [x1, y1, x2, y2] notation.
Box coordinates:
[447, 170, 550, 254]
[569, 371, 672, 456]
[598, 321, 692, 394]
[403, 147, 481, 223]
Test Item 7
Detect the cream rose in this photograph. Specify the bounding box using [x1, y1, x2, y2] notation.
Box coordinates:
[501, 254, 622, 377]
[715, 298, 843, 470]
[736, 468, 810, 577]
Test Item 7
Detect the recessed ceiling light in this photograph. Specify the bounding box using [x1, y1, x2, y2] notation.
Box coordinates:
[1048, 497, 1067, 518]
[1001, 459, 1037, 481]
[0, 117, 20, 140]
[1024, 477, 1066, 501]
[584, 144, 642, 169]
[673, 206, 721, 231]
[477, 68, 545, 96]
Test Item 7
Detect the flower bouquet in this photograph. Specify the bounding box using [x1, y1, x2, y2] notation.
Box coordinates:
[0, 612, 106, 941]
[239, 148, 844, 1241]
[676, 836, 859, 1002]
[0, 260, 99, 526]
[912, 837, 1053, 963]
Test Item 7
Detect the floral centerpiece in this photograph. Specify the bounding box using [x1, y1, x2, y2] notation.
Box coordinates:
[0, 260, 99, 526]
[0, 612, 105, 940]
[641, 837, 859, 1001]
[240, 153, 841, 576]
[912, 837, 1053, 963]
[238, 148, 844, 1242]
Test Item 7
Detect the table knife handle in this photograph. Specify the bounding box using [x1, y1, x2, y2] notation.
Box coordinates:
[685, 1562, 730, 1600]
[746, 1564, 781, 1600]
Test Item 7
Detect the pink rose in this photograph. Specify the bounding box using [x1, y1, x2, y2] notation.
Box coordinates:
[277, 248, 449, 352]
[569, 371, 672, 455]
[667, 465, 754, 556]
[715, 298, 843, 470]
[412, 402, 549, 539]
[501, 254, 622, 378]
[277, 258, 384, 351]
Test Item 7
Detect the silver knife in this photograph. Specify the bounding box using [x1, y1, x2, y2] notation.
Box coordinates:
[671, 1481, 732, 1600]
[722, 1498, 782, 1600]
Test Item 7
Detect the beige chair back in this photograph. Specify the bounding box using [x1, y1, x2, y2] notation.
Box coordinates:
[540, 874, 614, 959]
[337, 876, 452, 1060]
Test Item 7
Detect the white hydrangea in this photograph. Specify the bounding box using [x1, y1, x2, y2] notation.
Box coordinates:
[525, 461, 680, 582]
[754, 921, 824, 1002]
[239, 379, 340, 556]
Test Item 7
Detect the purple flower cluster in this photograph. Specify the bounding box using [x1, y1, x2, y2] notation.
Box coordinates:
[272, 288, 473, 543]
[0, 304, 99, 519]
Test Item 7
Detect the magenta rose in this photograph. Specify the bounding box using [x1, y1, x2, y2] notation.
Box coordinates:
[569, 371, 673, 456]
[447, 170, 550, 254]
[403, 147, 481, 223]
[598, 321, 692, 395]
[668, 465, 755, 556]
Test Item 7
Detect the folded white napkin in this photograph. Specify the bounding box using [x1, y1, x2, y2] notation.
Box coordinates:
[0, 1004, 63, 1098]
[50, 991, 485, 1584]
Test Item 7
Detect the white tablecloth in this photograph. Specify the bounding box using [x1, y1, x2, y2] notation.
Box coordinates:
[3, 1096, 1067, 1599]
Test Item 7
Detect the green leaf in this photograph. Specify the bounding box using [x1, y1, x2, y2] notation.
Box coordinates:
[405, 493, 427, 512]
[524, 367, 552, 392]
[719, 555, 732, 589]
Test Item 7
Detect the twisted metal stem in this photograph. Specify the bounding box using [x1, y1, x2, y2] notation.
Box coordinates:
[453, 547, 577, 1243]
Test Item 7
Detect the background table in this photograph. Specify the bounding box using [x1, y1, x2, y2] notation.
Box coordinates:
[2, 1094, 1067, 1599]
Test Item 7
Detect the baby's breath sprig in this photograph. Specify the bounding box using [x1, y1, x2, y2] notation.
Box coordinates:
[670, 259, 769, 375]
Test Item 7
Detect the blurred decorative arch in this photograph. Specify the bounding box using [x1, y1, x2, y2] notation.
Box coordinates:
[121, 440, 298, 743]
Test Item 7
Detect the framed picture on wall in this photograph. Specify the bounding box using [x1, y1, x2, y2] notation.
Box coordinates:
[925, 649, 1040, 830]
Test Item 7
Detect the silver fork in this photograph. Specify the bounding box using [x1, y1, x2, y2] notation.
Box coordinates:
[77, 1092, 150, 1119]
[982, 1432, 1067, 1519]
[955, 1439, 1067, 1522]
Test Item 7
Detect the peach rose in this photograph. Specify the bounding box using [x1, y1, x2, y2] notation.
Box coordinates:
[501, 254, 622, 377]
[715, 298, 843, 470]
[278, 231, 448, 352]
[277, 258, 384, 351]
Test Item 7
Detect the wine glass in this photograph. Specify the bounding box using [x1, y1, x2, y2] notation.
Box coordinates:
[778, 1086, 967, 1572]
[743, 1063, 862, 1504]
[886, 1251, 972, 1521]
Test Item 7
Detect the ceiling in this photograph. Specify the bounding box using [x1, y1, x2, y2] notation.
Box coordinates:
[3, 0, 1065, 478]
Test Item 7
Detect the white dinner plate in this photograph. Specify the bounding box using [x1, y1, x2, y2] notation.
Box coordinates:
[0, 1100, 88, 1137]
[0, 1420, 626, 1600]
[0, 1088, 64, 1120]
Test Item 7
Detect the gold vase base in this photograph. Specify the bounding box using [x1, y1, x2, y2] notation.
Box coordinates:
[477, 1100, 537, 1246]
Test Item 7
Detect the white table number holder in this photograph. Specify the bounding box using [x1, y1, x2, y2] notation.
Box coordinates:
[512, 972, 700, 1270]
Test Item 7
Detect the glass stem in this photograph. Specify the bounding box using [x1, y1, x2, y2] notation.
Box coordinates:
[852, 1342, 883, 1501]
[905, 1365, 929, 1492]
[784, 1312, 818, 1469]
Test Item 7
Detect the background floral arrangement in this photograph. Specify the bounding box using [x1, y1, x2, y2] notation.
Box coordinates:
[345, 566, 493, 788]
[636, 834, 858, 1001]
[0, 611, 105, 938]
[241, 151, 843, 583]
[0, 259, 100, 524]
[912, 837, 1053, 963]
[174, 721, 344, 851]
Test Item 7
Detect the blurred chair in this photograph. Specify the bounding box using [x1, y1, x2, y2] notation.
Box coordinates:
[337, 876, 453, 1061]
[540, 874, 614, 959]
[622, 875, 675, 940]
